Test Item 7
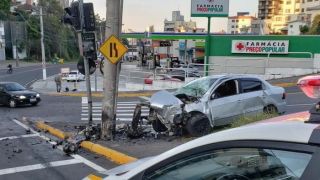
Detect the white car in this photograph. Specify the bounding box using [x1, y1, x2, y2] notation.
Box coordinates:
[84, 119, 320, 180]
[66, 71, 85, 82]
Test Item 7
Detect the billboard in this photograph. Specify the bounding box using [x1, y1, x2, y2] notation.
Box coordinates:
[232, 40, 289, 54]
[191, 0, 229, 17]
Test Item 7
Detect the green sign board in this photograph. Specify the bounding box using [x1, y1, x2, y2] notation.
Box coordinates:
[191, 0, 229, 17]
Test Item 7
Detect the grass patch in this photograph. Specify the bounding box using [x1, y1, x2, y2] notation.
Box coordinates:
[229, 113, 278, 129]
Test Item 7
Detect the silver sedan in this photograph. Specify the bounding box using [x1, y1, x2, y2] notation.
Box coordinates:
[148, 75, 286, 136]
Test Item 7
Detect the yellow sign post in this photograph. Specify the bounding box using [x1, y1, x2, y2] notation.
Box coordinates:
[99, 35, 128, 64]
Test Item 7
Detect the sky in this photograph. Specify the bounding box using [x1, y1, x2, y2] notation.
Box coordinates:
[87, 0, 258, 32]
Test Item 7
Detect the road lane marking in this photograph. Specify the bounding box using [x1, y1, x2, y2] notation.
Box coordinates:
[0, 134, 39, 141]
[0, 159, 82, 176]
[286, 92, 303, 95]
[72, 155, 107, 172]
[11, 119, 108, 172]
[12, 119, 38, 134]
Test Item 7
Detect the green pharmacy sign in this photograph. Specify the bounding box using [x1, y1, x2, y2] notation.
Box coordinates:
[191, 0, 229, 17]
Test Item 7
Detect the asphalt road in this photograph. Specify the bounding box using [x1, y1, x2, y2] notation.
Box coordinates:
[0, 63, 76, 87]
[0, 63, 319, 179]
[0, 117, 107, 180]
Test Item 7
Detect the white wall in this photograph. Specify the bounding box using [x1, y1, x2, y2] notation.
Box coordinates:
[209, 56, 318, 80]
[288, 21, 307, 35]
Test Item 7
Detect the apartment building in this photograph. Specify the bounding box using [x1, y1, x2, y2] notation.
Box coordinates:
[258, 0, 300, 33]
[299, 0, 320, 21]
[227, 12, 258, 34]
[164, 11, 197, 32]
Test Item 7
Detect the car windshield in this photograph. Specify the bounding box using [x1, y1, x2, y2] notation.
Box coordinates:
[175, 77, 217, 98]
[4, 83, 26, 91]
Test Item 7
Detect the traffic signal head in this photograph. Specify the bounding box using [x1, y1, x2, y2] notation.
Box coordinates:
[83, 3, 96, 32]
[62, 2, 81, 31]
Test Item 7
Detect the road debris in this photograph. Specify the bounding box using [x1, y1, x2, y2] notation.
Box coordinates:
[25, 129, 31, 134]
[13, 147, 22, 153]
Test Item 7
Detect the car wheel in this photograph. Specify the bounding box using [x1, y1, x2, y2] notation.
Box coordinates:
[263, 105, 278, 114]
[186, 113, 211, 137]
[8, 99, 16, 108]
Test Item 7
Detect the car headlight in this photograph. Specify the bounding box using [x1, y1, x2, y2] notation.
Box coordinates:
[19, 95, 26, 99]
[36, 94, 40, 98]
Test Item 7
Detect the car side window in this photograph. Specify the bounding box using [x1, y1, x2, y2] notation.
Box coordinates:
[240, 80, 263, 93]
[144, 148, 311, 180]
[214, 80, 237, 99]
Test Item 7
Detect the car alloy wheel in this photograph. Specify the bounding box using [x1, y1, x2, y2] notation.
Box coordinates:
[264, 105, 278, 114]
[9, 100, 16, 108]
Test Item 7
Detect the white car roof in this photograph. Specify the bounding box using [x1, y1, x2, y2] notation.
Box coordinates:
[122, 121, 319, 179]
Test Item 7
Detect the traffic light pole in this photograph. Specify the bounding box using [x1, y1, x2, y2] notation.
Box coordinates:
[79, 0, 93, 126]
[101, 0, 121, 140]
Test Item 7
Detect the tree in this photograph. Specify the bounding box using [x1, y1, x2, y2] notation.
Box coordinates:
[22, 0, 79, 61]
[0, 0, 10, 20]
[308, 14, 320, 35]
[300, 25, 309, 35]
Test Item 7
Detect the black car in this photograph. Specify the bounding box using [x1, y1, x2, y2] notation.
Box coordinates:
[0, 82, 41, 108]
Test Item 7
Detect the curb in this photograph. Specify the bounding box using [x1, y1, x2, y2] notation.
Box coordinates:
[36, 122, 71, 140]
[35, 121, 137, 165]
[80, 141, 137, 165]
[272, 82, 297, 88]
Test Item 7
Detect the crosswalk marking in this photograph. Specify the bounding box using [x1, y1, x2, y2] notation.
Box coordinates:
[81, 97, 149, 122]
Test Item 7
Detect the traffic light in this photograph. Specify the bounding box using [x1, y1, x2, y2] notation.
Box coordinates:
[82, 32, 97, 60]
[83, 3, 96, 32]
[62, 2, 81, 31]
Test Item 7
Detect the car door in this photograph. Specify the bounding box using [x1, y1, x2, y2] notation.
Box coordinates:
[239, 78, 265, 115]
[0, 85, 7, 105]
[207, 79, 243, 126]
[141, 141, 319, 180]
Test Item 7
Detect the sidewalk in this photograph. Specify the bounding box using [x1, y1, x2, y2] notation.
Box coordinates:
[31, 61, 312, 95]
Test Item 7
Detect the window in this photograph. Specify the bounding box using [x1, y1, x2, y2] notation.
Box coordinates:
[285, 9, 291, 13]
[214, 80, 237, 98]
[240, 80, 263, 93]
[145, 148, 312, 180]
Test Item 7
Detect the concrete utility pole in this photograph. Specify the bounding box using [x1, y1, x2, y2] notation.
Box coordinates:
[101, 0, 121, 140]
[40, 7, 47, 80]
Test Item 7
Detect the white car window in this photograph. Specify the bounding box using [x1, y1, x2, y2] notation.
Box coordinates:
[145, 148, 311, 180]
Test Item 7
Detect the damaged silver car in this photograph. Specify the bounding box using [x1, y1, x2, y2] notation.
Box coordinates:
[136, 75, 286, 137]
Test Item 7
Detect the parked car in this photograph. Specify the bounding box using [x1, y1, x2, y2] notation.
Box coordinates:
[144, 74, 182, 85]
[0, 82, 41, 108]
[66, 71, 85, 82]
[146, 75, 286, 136]
[83, 117, 319, 180]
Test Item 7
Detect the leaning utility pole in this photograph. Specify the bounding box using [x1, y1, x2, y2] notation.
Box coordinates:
[40, 7, 47, 80]
[101, 0, 121, 140]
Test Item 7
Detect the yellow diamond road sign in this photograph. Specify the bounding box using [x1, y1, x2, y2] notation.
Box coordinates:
[99, 35, 128, 64]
